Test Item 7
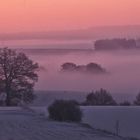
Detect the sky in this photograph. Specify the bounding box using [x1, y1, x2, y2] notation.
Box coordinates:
[0, 0, 140, 33]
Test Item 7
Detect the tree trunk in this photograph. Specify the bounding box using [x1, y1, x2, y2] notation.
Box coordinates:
[5, 95, 10, 106]
[5, 86, 11, 106]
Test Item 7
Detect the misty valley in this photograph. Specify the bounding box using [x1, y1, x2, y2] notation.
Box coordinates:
[17, 40, 140, 97]
[3, 38, 140, 100]
[1, 1, 140, 140]
[1, 38, 140, 140]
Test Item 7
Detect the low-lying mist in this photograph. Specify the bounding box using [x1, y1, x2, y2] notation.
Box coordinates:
[28, 49, 140, 95]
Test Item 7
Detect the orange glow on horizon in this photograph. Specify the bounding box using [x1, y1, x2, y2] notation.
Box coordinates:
[0, 0, 140, 33]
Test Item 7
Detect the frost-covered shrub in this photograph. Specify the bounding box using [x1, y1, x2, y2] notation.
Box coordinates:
[48, 100, 82, 122]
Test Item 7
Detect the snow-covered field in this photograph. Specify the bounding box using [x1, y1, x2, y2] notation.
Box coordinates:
[28, 106, 140, 139]
[81, 106, 140, 138]
[29, 93, 140, 139]
[0, 107, 125, 140]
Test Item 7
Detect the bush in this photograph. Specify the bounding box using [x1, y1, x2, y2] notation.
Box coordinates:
[120, 101, 131, 106]
[48, 100, 82, 122]
[85, 88, 117, 106]
[134, 93, 140, 105]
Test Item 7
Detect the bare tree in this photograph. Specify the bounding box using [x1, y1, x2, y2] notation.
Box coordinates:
[0, 48, 39, 106]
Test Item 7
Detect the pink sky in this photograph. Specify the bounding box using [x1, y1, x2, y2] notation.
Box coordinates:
[0, 0, 140, 33]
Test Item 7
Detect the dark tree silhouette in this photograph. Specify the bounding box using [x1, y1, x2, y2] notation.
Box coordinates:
[120, 101, 131, 106]
[48, 100, 82, 122]
[86, 63, 106, 73]
[0, 48, 39, 106]
[94, 38, 137, 50]
[61, 62, 77, 72]
[134, 93, 140, 105]
[61, 62, 107, 74]
[85, 89, 117, 106]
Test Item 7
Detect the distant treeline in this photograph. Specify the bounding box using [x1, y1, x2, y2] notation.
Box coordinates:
[81, 88, 140, 106]
[94, 38, 140, 50]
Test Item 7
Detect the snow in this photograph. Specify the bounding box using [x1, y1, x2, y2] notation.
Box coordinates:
[30, 106, 140, 139]
[0, 107, 124, 140]
[81, 106, 140, 138]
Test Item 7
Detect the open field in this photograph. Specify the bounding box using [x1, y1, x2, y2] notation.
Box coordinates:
[0, 107, 127, 140]
[82, 106, 140, 138]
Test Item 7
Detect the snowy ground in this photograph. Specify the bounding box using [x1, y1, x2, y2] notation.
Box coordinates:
[30, 106, 140, 139]
[0, 107, 128, 140]
[81, 106, 140, 138]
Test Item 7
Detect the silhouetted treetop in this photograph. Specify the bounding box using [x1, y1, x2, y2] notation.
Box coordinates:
[61, 62, 107, 74]
[85, 89, 117, 106]
[61, 62, 77, 72]
[134, 92, 140, 105]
